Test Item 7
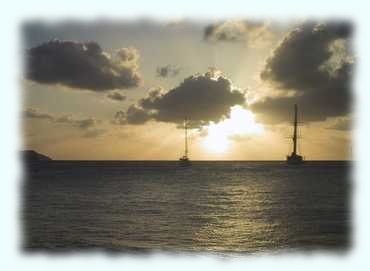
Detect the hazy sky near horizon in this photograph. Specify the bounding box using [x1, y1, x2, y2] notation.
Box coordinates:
[22, 19, 353, 160]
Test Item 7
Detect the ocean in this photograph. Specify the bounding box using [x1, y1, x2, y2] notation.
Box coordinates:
[22, 161, 351, 254]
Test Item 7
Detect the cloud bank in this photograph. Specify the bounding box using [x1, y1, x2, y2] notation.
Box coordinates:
[114, 71, 247, 127]
[251, 21, 353, 123]
[26, 40, 141, 91]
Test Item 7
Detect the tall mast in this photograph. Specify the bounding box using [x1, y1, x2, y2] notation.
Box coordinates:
[184, 118, 188, 157]
[293, 104, 298, 155]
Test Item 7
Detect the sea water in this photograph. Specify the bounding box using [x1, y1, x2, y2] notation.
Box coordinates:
[23, 161, 351, 254]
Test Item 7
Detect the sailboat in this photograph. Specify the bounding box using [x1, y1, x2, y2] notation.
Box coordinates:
[179, 118, 191, 166]
[286, 104, 304, 165]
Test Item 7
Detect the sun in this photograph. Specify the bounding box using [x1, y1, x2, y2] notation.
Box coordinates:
[203, 123, 231, 153]
[202, 106, 264, 153]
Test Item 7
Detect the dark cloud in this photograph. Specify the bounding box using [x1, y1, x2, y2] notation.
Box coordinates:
[156, 65, 181, 78]
[107, 92, 127, 101]
[115, 71, 246, 127]
[26, 40, 141, 91]
[204, 20, 274, 48]
[252, 21, 353, 123]
[23, 108, 101, 132]
[125, 105, 152, 124]
[112, 105, 152, 125]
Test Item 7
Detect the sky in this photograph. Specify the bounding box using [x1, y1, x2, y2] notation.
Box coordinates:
[22, 19, 353, 160]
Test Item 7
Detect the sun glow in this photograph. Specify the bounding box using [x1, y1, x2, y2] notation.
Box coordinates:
[203, 106, 264, 153]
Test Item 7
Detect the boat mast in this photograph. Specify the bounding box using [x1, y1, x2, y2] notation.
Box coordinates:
[293, 104, 298, 155]
[184, 118, 188, 157]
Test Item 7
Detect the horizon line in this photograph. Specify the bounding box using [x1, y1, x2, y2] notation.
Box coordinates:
[30, 159, 353, 162]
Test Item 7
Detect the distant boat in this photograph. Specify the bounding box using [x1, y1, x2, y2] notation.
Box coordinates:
[287, 104, 304, 165]
[179, 118, 191, 166]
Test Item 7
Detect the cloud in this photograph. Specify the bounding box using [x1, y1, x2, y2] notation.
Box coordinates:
[76, 118, 96, 129]
[112, 111, 126, 125]
[112, 106, 152, 125]
[204, 20, 275, 48]
[23, 108, 103, 135]
[251, 21, 353, 123]
[26, 40, 141, 91]
[53, 115, 97, 130]
[23, 107, 53, 120]
[326, 116, 352, 131]
[107, 92, 126, 101]
[115, 70, 247, 127]
[82, 128, 106, 138]
[125, 105, 152, 124]
[156, 65, 181, 78]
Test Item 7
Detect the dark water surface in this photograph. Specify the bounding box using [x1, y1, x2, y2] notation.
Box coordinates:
[23, 161, 351, 254]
